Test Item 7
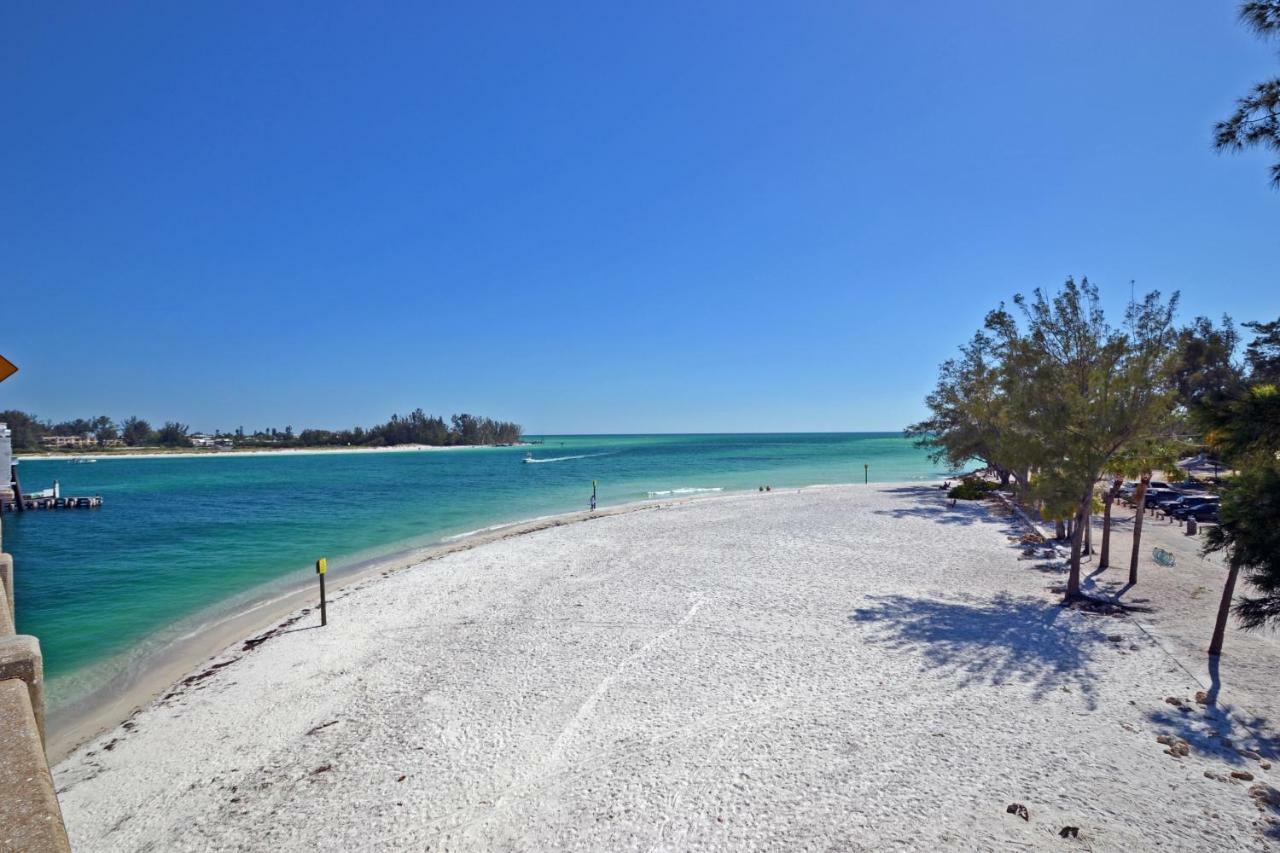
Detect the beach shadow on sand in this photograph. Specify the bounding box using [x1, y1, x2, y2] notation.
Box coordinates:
[873, 485, 1011, 528]
[848, 592, 1109, 706]
[1145, 654, 1280, 768]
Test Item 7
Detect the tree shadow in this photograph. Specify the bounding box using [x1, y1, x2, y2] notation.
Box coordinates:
[1146, 703, 1280, 764]
[1146, 654, 1280, 768]
[880, 485, 955, 496]
[848, 592, 1108, 707]
[1081, 574, 1152, 609]
[873, 498, 1008, 528]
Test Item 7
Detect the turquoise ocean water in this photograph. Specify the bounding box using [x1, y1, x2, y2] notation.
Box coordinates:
[5, 433, 948, 714]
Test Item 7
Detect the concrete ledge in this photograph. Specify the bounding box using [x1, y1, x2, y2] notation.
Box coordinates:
[0, 587, 13, 636]
[0, 679, 71, 853]
[0, 551, 12, 618]
[0, 635, 44, 742]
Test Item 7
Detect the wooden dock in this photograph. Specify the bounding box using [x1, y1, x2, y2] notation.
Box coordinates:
[1, 496, 102, 512]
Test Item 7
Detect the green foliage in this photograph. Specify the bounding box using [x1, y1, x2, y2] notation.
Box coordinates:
[1214, 2, 1280, 187]
[948, 478, 997, 500]
[0, 409, 523, 451]
[1243, 318, 1280, 385]
[121, 416, 154, 446]
[0, 410, 47, 451]
[905, 330, 1032, 490]
[1206, 464, 1280, 629]
[155, 422, 192, 447]
[919, 278, 1182, 597]
[1173, 315, 1242, 410]
[1196, 318, 1280, 631]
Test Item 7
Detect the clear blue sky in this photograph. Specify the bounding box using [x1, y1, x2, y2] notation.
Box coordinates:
[2, 1, 1276, 434]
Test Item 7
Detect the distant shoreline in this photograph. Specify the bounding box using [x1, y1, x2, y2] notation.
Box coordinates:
[16, 443, 529, 462]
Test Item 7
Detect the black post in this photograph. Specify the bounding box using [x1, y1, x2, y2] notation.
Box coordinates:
[316, 558, 328, 627]
[864, 464, 868, 484]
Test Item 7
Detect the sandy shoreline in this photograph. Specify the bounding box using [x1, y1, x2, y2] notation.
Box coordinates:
[45, 488, 756, 763]
[52, 483, 1280, 850]
[17, 443, 524, 462]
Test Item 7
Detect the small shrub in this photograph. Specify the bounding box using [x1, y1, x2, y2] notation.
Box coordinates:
[948, 477, 997, 500]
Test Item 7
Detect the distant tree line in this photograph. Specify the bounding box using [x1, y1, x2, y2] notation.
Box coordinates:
[237, 411, 522, 448]
[0, 409, 522, 451]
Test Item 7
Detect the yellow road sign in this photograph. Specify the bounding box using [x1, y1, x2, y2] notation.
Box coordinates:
[0, 354, 16, 384]
[316, 557, 327, 575]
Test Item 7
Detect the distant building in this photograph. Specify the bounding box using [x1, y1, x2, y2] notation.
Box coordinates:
[189, 434, 217, 448]
[101, 439, 125, 448]
[39, 434, 97, 449]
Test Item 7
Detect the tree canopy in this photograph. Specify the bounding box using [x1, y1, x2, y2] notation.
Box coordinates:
[912, 278, 1181, 599]
[1215, 2, 1280, 186]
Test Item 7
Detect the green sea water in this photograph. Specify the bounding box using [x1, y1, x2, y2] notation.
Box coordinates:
[4, 433, 950, 714]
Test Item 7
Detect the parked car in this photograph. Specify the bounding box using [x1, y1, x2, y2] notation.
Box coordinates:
[1190, 504, 1220, 523]
[1143, 489, 1180, 508]
[1170, 496, 1219, 519]
[1152, 492, 1192, 511]
[1118, 481, 1170, 500]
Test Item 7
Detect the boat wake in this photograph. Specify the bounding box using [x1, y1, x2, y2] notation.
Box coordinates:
[523, 452, 611, 464]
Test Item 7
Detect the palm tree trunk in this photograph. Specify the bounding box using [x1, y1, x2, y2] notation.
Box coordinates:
[1209, 562, 1241, 656]
[1128, 477, 1150, 586]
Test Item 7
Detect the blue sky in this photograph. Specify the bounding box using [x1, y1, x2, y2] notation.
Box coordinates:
[2, 1, 1277, 434]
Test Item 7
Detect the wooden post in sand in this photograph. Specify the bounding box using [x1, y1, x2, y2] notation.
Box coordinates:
[864, 464, 868, 484]
[316, 558, 328, 627]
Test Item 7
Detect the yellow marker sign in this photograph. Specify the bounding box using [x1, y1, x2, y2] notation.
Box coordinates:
[0, 355, 16, 384]
[316, 557, 327, 575]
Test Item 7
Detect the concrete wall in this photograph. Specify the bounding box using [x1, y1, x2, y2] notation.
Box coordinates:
[0, 515, 72, 852]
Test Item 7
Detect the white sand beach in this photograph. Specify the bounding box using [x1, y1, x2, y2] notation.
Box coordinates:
[53, 484, 1280, 851]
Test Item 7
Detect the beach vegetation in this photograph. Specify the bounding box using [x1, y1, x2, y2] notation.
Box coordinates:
[3, 409, 523, 453]
[905, 330, 1032, 490]
[947, 478, 997, 500]
[1198, 374, 1280, 652]
[916, 278, 1181, 602]
[988, 280, 1181, 599]
[121, 416, 155, 447]
[156, 422, 193, 448]
[1214, 2, 1280, 187]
